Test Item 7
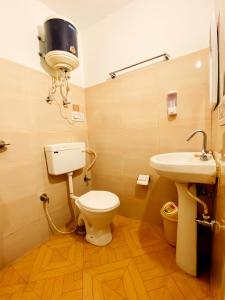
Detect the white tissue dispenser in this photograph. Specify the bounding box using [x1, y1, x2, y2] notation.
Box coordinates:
[137, 174, 150, 186]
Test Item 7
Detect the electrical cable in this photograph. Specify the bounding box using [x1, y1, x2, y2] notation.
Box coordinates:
[46, 70, 71, 106]
[54, 97, 75, 125]
[59, 71, 70, 106]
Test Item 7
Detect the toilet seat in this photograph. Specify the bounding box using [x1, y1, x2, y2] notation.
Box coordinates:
[77, 191, 120, 212]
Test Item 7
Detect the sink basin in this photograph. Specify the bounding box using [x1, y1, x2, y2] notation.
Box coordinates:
[150, 152, 216, 184]
[150, 152, 217, 277]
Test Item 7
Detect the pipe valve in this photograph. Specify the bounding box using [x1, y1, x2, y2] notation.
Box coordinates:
[196, 218, 216, 231]
[40, 193, 50, 203]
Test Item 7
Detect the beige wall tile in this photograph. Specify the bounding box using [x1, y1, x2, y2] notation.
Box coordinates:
[0, 99, 33, 132]
[0, 132, 34, 166]
[0, 194, 42, 238]
[0, 58, 89, 267]
[0, 219, 46, 266]
[86, 49, 210, 223]
[0, 59, 27, 101]
[210, 0, 225, 297]
[92, 174, 124, 199]
[158, 119, 211, 152]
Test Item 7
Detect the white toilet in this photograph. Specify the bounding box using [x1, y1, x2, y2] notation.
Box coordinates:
[75, 190, 120, 246]
[44, 142, 120, 246]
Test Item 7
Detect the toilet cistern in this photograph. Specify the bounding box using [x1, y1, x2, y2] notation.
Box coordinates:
[186, 130, 208, 161]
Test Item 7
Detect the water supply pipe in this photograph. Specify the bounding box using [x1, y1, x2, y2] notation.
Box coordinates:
[187, 183, 210, 220]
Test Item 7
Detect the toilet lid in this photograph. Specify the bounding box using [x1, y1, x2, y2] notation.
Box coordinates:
[78, 191, 120, 212]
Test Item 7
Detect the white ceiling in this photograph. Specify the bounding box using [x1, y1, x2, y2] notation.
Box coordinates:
[40, 0, 133, 30]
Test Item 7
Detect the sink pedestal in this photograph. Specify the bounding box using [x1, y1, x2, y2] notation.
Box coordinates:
[175, 182, 197, 276]
[150, 152, 216, 277]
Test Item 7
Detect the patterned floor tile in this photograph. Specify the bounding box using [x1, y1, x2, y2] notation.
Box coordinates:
[83, 259, 149, 300]
[0, 266, 25, 287]
[171, 271, 209, 299]
[0, 215, 211, 300]
[0, 284, 41, 300]
[13, 234, 84, 282]
[29, 271, 82, 300]
[0, 266, 40, 299]
[121, 218, 170, 256]
[83, 226, 133, 269]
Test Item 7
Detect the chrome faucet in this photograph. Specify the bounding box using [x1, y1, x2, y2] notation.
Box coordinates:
[186, 130, 208, 161]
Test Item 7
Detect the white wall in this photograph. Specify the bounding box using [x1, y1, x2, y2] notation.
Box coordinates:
[82, 0, 213, 87]
[0, 0, 214, 87]
[0, 0, 84, 87]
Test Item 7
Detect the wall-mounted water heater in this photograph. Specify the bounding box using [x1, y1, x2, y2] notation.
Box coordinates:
[44, 16, 79, 71]
[38, 16, 79, 106]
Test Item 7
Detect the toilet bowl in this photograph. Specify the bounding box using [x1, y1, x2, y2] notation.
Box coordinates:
[75, 190, 120, 246]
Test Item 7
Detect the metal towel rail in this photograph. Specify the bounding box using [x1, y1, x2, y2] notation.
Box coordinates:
[109, 53, 170, 79]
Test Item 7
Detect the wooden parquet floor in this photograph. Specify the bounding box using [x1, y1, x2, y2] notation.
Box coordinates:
[0, 215, 211, 299]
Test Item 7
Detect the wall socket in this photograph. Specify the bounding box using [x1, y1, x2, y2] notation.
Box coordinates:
[71, 111, 85, 122]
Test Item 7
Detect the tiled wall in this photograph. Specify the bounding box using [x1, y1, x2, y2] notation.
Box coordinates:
[210, 156, 225, 299]
[86, 49, 211, 223]
[0, 58, 90, 267]
[211, 0, 225, 153]
[210, 0, 225, 298]
[0, 49, 211, 267]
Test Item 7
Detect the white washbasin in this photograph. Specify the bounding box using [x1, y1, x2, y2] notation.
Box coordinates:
[150, 152, 216, 184]
[150, 151, 217, 276]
